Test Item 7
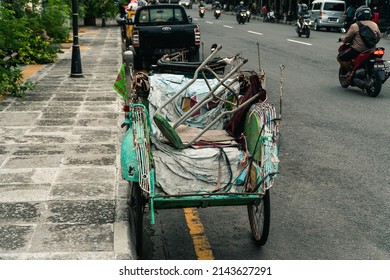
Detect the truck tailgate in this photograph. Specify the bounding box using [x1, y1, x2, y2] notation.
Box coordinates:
[137, 25, 196, 48]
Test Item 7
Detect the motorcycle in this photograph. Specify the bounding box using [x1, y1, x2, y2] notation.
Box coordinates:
[338, 42, 390, 97]
[296, 14, 311, 38]
[264, 10, 276, 22]
[246, 9, 251, 22]
[199, 7, 205, 18]
[236, 8, 247, 24]
[214, 7, 221, 19]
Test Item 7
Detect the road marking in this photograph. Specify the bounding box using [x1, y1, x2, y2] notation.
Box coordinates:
[184, 208, 214, 260]
[287, 39, 312, 46]
[206, 21, 213, 24]
[223, 25, 233, 28]
[248, 30, 263, 36]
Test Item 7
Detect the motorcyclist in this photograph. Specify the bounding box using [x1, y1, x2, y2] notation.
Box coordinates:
[266, 3, 275, 22]
[261, 4, 267, 19]
[138, 0, 147, 7]
[213, 1, 222, 17]
[297, 3, 309, 30]
[213, 1, 222, 9]
[126, 0, 138, 11]
[337, 6, 381, 74]
[198, 1, 205, 8]
[234, 1, 246, 12]
[235, 1, 247, 21]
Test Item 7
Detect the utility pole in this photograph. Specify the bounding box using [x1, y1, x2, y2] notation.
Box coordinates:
[70, 0, 83, 78]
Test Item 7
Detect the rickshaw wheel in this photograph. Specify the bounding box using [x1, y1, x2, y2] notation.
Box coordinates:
[247, 190, 270, 246]
[128, 181, 145, 258]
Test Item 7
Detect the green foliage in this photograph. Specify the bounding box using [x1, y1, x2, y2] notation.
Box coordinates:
[0, 7, 24, 51]
[41, 0, 72, 43]
[80, 0, 123, 19]
[17, 30, 58, 64]
[0, 1, 66, 99]
[0, 0, 123, 99]
[0, 65, 35, 98]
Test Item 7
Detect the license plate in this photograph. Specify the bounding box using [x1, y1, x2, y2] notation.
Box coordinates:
[329, 18, 337, 22]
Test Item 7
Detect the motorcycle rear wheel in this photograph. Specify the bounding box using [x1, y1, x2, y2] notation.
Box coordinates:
[305, 28, 310, 38]
[366, 72, 382, 97]
[338, 67, 350, 88]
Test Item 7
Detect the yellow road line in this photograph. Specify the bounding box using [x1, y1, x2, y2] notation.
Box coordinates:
[183, 208, 214, 260]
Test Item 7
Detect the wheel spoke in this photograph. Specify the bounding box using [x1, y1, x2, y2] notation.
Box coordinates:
[247, 191, 270, 246]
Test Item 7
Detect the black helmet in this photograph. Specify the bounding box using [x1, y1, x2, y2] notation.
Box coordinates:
[355, 6, 372, 21]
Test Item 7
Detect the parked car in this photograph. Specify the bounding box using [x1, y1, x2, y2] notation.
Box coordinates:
[179, 0, 193, 9]
[309, 0, 346, 32]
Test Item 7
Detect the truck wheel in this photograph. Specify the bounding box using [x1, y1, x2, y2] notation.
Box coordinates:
[188, 51, 200, 62]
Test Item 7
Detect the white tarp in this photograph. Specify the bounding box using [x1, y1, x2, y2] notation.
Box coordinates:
[147, 73, 244, 195]
[152, 137, 244, 195]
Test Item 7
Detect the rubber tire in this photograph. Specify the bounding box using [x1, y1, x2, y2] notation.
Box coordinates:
[338, 67, 349, 88]
[366, 71, 382, 97]
[306, 28, 310, 38]
[247, 190, 270, 246]
[129, 181, 145, 258]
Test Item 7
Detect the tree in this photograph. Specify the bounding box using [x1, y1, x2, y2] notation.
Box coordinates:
[0, 0, 71, 97]
[80, 0, 123, 26]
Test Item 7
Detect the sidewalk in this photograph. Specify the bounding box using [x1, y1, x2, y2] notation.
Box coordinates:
[0, 22, 134, 259]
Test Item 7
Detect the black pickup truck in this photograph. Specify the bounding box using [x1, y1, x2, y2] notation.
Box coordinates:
[125, 4, 201, 69]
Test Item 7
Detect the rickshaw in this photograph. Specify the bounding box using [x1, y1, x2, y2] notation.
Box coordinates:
[115, 45, 284, 258]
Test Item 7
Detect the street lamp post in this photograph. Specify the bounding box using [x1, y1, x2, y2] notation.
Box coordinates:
[70, 0, 83, 78]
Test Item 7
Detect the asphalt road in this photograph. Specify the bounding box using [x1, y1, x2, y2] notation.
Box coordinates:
[143, 8, 390, 260]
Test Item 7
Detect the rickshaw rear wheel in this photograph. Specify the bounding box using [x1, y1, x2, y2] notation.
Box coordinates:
[128, 181, 145, 258]
[247, 190, 270, 246]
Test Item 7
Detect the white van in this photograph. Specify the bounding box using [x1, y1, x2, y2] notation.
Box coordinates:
[309, 0, 346, 31]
